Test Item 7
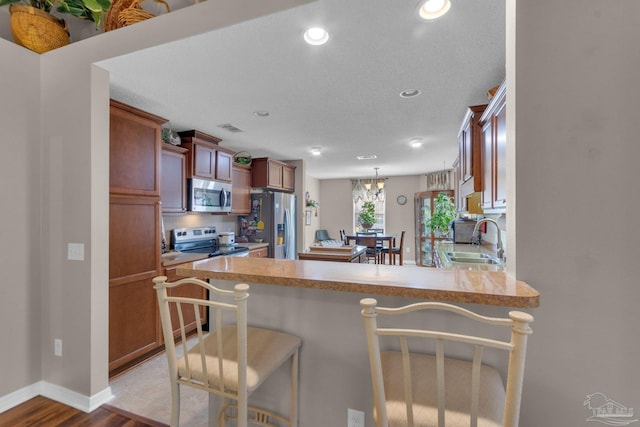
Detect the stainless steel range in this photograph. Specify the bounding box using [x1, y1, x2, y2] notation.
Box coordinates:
[171, 227, 249, 257]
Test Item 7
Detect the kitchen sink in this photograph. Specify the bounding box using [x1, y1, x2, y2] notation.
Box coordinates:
[444, 251, 504, 265]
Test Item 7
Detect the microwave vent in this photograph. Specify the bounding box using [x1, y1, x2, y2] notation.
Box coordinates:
[217, 123, 244, 133]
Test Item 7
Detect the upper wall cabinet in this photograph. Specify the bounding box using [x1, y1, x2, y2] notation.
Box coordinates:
[231, 164, 252, 215]
[251, 157, 296, 192]
[110, 100, 166, 197]
[457, 104, 487, 201]
[479, 80, 507, 212]
[161, 144, 188, 213]
[178, 130, 233, 182]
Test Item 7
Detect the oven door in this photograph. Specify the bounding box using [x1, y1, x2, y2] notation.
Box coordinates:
[188, 178, 232, 213]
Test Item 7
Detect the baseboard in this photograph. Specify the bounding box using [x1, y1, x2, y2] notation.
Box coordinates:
[0, 383, 41, 413]
[0, 381, 113, 414]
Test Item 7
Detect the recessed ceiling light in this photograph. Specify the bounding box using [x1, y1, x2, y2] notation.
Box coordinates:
[417, 0, 451, 20]
[310, 147, 322, 156]
[356, 154, 378, 160]
[400, 89, 421, 98]
[253, 110, 270, 117]
[410, 138, 423, 148]
[304, 27, 329, 46]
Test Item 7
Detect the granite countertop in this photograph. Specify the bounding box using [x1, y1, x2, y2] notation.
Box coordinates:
[176, 257, 539, 308]
[161, 243, 269, 267]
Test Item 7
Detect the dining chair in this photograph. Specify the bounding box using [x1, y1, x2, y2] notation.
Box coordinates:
[315, 229, 332, 242]
[390, 231, 405, 266]
[356, 232, 382, 264]
[339, 229, 347, 245]
[360, 298, 533, 427]
[153, 276, 302, 427]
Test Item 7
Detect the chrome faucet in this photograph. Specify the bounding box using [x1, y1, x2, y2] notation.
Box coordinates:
[473, 218, 504, 261]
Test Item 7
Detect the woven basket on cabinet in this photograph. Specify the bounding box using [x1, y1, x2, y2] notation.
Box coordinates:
[104, 0, 170, 31]
[9, 4, 70, 53]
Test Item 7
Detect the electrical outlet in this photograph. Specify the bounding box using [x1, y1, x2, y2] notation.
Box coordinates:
[348, 408, 364, 427]
[405, 246, 411, 253]
[54, 339, 62, 357]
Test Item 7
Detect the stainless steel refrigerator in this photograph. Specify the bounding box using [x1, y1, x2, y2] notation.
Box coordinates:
[251, 192, 296, 259]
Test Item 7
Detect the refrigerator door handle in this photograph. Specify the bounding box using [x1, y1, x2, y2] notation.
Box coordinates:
[283, 208, 289, 258]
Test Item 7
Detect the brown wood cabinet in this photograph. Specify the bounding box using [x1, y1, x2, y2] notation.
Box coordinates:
[251, 157, 296, 192]
[232, 164, 252, 215]
[480, 81, 507, 212]
[457, 104, 487, 202]
[178, 130, 232, 182]
[109, 100, 166, 376]
[161, 144, 188, 213]
[248, 246, 269, 258]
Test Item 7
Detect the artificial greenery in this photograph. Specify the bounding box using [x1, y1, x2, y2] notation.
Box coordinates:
[0, 0, 110, 28]
[425, 192, 456, 235]
[358, 201, 377, 228]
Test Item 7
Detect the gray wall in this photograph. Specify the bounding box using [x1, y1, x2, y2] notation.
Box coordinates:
[1, 0, 640, 425]
[513, 0, 640, 424]
[0, 41, 42, 399]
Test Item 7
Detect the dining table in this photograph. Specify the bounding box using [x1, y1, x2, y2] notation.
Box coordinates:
[346, 233, 396, 264]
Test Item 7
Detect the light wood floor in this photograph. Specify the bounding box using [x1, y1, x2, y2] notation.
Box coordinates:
[0, 396, 168, 426]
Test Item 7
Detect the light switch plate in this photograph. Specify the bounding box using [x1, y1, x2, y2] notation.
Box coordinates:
[68, 243, 85, 261]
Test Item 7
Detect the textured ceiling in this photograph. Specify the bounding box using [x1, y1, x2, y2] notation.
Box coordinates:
[101, 0, 505, 179]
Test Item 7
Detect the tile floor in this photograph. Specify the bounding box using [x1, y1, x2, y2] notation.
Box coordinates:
[108, 338, 210, 426]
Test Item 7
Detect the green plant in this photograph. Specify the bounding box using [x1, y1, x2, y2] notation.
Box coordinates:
[358, 201, 377, 227]
[425, 192, 456, 235]
[0, 0, 110, 27]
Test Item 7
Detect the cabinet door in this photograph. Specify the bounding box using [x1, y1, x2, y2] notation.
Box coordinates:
[110, 101, 164, 196]
[282, 165, 295, 191]
[249, 247, 268, 258]
[216, 150, 233, 182]
[481, 120, 494, 209]
[460, 121, 472, 182]
[493, 101, 507, 209]
[194, 143, 216, 179]
[109, 195, 162, 374]
[268, 161, 284, 188]
[232, 166, 251, 214]
[161, 147, 187, 213]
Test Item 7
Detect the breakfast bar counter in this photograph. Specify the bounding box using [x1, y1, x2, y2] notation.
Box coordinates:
[176, 256, 539, 308]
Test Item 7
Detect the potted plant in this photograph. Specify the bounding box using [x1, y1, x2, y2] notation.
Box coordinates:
[2, 0, 110, 53]
[358, 201, 377, 230]
[425, 192, 456, 237]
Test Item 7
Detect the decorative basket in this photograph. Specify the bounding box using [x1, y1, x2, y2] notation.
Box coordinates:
[233, 151, 252, 166]
[105, 0, 170, 31]
[9, 5, 70, 54]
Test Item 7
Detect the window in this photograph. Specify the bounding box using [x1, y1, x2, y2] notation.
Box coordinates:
[352, 179, 385, 232]
[353, 199, 385, 232]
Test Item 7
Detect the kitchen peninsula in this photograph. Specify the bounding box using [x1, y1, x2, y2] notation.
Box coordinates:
[176, 257, 539, 308]
[173, 257, 538, 424]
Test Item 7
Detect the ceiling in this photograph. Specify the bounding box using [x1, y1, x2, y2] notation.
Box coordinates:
[101, 0, 505, 180]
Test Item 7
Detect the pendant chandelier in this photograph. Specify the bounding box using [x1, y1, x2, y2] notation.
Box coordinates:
[364, 168, 385, 202]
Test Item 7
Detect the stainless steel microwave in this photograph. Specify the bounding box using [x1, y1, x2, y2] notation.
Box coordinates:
[187, 178, 232, 213]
